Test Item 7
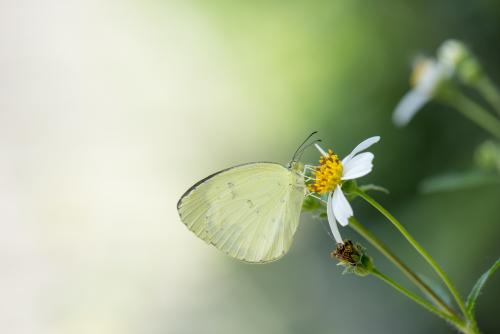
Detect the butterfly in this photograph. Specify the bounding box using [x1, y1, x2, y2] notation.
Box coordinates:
[176, 133, 318, 263]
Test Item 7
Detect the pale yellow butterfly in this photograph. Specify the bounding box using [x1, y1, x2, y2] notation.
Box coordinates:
[176, 134, 317, 263]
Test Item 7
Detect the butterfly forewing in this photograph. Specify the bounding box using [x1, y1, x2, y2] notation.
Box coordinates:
[177, 163, 306, 263]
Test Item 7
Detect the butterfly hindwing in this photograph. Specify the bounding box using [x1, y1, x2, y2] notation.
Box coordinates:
[177, 162, 306, 263]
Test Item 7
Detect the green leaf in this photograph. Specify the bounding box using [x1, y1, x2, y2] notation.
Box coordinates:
[345, 182, 389, 201]
[466, 258, 500, 316]
[302, 196, 322, 212]
[358, 184, 390, 194]
[419, 170, 500, 194]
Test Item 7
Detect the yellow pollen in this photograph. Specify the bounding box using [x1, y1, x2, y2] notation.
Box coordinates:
[410, 59, 430, 88]
[308, 149, 343, 194]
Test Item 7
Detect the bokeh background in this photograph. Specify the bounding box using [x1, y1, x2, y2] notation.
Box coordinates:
[1, 1, 499, 333]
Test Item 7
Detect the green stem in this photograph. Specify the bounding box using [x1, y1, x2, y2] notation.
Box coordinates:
[349, 217, 458, 318]
[466, 320, 481, 334]
[473, 77, 500, 117]
[439, 89, 500, 139]
[354, 189, 470, 320]
[370, 268, 465, 329]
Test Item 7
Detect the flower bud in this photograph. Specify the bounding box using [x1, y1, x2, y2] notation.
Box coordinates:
[331, 240, 374, 276]
[474, 140, 500, 173]
[438, 39, 482, 84]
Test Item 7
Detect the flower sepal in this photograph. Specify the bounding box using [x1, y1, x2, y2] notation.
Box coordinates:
[342, 180, 361, 202]
[332, 240, 374, 277]
[341, 180, 357, 194]
[302, 196, 323, 212]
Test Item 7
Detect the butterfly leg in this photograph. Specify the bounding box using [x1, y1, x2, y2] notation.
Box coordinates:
[306, 192, 327, 204]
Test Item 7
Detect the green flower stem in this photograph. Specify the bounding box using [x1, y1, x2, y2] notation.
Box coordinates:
[353, 188, 470, 320]
[348, 217, 458, 318]
[439, 88, 500, 139]
[370, 268, 465, 329]
[474, 77, 500, 117]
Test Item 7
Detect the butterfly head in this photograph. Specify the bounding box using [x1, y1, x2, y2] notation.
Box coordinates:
[288, 160, 305, 174]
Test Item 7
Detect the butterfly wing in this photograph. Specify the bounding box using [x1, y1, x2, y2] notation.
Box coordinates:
[177, 162, 306, 263]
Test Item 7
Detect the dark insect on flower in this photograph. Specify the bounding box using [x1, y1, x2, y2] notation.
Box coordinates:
[331, 240, 373, 276]
[332, 240, 359, 265]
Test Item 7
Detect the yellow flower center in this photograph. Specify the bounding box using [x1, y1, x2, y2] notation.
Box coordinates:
[308, 149, 343, 194]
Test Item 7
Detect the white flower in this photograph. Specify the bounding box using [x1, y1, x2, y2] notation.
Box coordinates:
[308, 136, 380, 243]
[438, 39, 482, 85]
[393, 57, 451, 127]
[438, 39, 469, 70]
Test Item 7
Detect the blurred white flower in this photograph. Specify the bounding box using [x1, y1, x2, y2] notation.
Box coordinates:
[393, 58, 451, 127]
[438, 39, 483, 85]
[307, 136, 380, 243]
[438, 39, 469, 69]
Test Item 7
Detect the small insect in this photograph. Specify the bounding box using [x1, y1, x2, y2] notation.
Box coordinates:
[176, 133, 319, 263]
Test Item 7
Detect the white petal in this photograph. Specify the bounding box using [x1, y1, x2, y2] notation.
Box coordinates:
[314, 143, 328, 157]
[342, 152, 374, 180]
[438, 40, 465, 70]
[332, 186, 353, 227]
[342, 136, 380, 165]
[418, 61, 449, 94]
[327, 193, 343, 243]
[393, 89, 430, 127]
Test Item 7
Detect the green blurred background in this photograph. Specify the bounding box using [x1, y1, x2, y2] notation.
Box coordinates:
[1, 0, 499, 333]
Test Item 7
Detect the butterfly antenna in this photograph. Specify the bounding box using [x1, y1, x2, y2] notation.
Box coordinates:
[291, 131, 318, 162]
[295, 139, 322, 162]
